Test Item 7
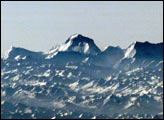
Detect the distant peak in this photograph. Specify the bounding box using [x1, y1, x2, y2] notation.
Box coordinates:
[124, 41, 163, 59]
[4, 46, 18, 59]
[69, 34, 83, 40]
[135, 41, 150, 45]
[4, 46, 42, 60]
[6, 46, 28, 53]
[65, 34, 94, 44]
[7, 46, 17, 51]
[103, 46, 121, 51]
[134, 41, 161, 46]
[133, 41, 163, 50]
[55, 34, 101, 55]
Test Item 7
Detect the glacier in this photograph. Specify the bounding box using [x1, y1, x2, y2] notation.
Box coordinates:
[1, 34, 163, 119]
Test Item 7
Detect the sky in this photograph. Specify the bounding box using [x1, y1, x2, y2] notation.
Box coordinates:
[1, 1, 163, 55]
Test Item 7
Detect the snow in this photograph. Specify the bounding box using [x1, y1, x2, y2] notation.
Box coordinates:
[156, 61, 163, 67]
[67, 72, 72, 78]
[81, 77, 90, 81]
[24, 108, 32, 114]
[71, 43, 90, 54]
[154, 96, 161, 102]
[4, 46, 14, 59]
[84, 43, 89, 54]
[126, 68, 142, 74]
[33, 82, 47, 86]
[15, 55, 21, 61]
[69, 82, 79, 90]
[82, 81, 94, 89]
[91, 116, 96, 119]
[13, 75, 20, 81]
[124, 43, 136, 58]
[103, 46, 109, 51]
[58, 40, 72, 51]
[46, 52, 58, 59]
[82, 57, 89, 63]
[43, 69, 51, 77]
[58, 70, 65, 77]
[51, 116, 56, 119]
[1, 91, 6, 97]
[69, 34, 79, 40]
[79, 114, 83, 118]
[124, 101, 134, 109]
[65, 65, 78, 69]
[1, 101, 5, 105]
[67, 96, 76, 103]
[48, 45, 60, 54]
[103, 95, 112, 105]
[106, 76, 112, 81]
[124, 97, 137, 109]
[52, 101, 65, 108]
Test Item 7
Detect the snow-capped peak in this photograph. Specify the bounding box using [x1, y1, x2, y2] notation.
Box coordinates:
[103, 46, 122, 53]
[4, 46, 20, 59]
[50, 34, 101, 55]
[4, 46, 44, 60]
[65, 34, 92, 44]
[68, 33, 80, 40]
[123, 41, 163, 60]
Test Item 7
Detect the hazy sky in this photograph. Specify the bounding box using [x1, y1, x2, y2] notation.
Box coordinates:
[1, 1, 163, 55]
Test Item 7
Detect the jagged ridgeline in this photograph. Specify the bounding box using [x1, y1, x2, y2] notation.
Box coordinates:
[1, 34, 163, 119]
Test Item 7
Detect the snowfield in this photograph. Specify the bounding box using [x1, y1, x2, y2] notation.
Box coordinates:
[1, 34, 163, 119]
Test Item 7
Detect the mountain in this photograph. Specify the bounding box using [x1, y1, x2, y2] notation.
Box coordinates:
[117, 41, 163, 70]
[4, 46, 45, 61]
[47, 34, 101, 59]
[62, 34, 101, 54]
[1, 34, 163, 119]
[124, 41, 163, 60]
[95, 46, 124, 67]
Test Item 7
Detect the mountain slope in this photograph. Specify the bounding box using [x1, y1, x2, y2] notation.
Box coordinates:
[95, 46, 124, 67]
[4, 46, 45, 61]
[47, 34, 101, 59]
[1, 34, 163, 119]
[124, 41, 163, 60]
[117, 41, 163, 70]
